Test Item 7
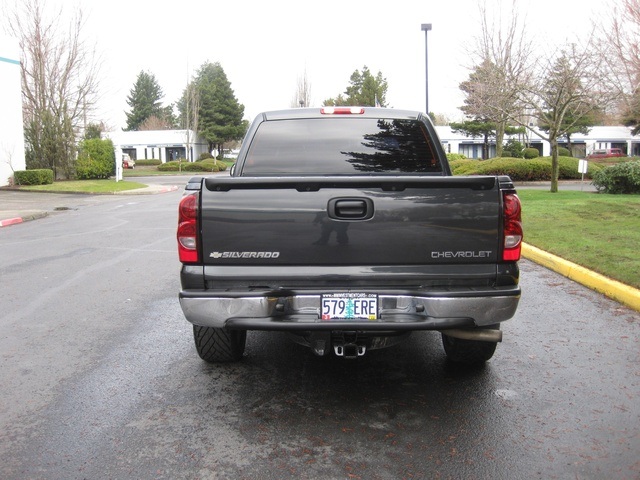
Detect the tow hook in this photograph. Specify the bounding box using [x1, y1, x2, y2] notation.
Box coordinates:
[333, 343, 366, 359]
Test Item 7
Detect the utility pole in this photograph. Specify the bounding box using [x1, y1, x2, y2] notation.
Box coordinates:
[421, 23, 432, 115]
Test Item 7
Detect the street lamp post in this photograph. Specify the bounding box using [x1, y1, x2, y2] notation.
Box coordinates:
[421, 23, 432, 115]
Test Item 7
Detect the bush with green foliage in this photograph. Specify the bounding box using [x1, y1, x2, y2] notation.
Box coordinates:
[591, 160, 640, 194]
[448, 158, 476, 174]
[446, 153, 467, 162]
[157, 159, 227, 172]
[450, 156, 602, 181]
[502, 139, 525, 158]
[134, 159, 161, 166]
[14, 169, 54, 185]
[198, 152, 214, 160]
[76, 138, 115, 179]
[523, 148, 540, 159]
[557, 147, 571, 157]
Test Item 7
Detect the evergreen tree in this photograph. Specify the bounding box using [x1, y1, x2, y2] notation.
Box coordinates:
[75, 138, 115, 179]
[194, 62, 246, 155]
[84, 123, 103, 140]
[459, 59, 518, 158]
[124, 71, 166, 131]
[324, 66, 388, 107]
[450, 120, 497, 160]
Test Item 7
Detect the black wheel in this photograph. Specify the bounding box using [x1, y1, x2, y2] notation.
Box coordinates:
[193, 325, 246, 363]
[441, 325, 500, 364]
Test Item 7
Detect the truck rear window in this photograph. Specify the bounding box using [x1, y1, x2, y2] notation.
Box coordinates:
[242, 118, 443, 175]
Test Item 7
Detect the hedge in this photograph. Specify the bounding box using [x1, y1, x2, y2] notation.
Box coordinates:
[157, 159, 228, 172]
[446, 153, 467, 162]
[134, 159, 161, 166]
[449, 156, 602, 181]
[14, 169, 54, 185]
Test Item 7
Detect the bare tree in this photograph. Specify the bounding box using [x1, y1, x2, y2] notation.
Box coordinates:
[139, 115, 173, 131]
[516, 41, 620, 192]
[461, 0, 532, 157]
[290, 69, 311, 108]
[463, 1, 620, 192]
[3, 0, 100, 178]
[600, 0, 640, 131]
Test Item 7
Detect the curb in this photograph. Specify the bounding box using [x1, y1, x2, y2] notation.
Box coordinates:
[522, 243, 640, 312]
[0, 217, 23, 227]
[0, 211, 48, 227]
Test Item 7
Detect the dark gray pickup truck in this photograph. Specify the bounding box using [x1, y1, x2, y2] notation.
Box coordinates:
[178, 107, 522, 365]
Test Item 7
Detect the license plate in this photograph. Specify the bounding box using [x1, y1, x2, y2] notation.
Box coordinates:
[321, 293, 377, 320]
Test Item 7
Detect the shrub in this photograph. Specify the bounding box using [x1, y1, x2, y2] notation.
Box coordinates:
[446, 153, 467, 162]
[198, 152, 214, 160]
[134, 159, 161, 166]
[184, 161, 219, 172]
[157, 159, 227, 172]
[523, 148, 539, 159]
[157, 161, 180, 171]
[450, 156, 602, 181]
[14, 169, 54, 185]
[502, 139, 524, 158]
[591, 160, 640, 194]
[76, 138, 114, 179]
[558, 147, 571, 157]
[449, 158, 478, 175]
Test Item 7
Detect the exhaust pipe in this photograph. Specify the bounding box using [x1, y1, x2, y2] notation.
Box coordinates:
[441, 328, 503, 343]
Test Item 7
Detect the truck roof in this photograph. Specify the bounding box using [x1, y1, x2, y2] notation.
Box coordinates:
[259, 107, 426, 122]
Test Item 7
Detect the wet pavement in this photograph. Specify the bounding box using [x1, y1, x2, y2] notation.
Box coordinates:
[0, 186, 638, 479]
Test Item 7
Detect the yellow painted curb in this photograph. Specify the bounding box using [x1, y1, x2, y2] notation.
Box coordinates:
[521, 243, 640, 312]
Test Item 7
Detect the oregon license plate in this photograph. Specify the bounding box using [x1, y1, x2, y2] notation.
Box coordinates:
[321, 293, 377, 320]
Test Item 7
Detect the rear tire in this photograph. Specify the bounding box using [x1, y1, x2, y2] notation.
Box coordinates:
[441, 325, 500, 364]
[193, 325, 246, 363]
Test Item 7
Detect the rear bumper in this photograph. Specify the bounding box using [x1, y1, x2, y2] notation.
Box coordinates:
[179, 287, 520, 331]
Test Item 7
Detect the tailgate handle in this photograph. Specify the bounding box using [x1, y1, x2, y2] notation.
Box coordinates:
[329, 198, 373, 220]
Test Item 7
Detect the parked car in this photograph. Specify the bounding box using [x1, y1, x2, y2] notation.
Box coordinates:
[587, 148, 626, 159]
[122, 153, 135, 169]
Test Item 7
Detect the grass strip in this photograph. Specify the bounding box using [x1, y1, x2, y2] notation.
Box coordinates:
[518, 190, 640, 289]
[20, 180, 147, 194]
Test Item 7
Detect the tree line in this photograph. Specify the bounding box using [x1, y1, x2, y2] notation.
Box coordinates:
[124, 63, 247, 159]
[451, 0, 640, 192]
[5, 0, 640, 188]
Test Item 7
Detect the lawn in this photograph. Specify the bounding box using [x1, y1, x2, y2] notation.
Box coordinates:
[20, 179, 147, 193]
[518, 190, 640, 289]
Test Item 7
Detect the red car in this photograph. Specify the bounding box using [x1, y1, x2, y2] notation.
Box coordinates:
[587, 148, 625, 159]
[122, 154, 135, 169]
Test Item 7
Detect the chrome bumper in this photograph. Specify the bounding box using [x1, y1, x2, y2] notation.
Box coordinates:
[179, 290, 520, 330]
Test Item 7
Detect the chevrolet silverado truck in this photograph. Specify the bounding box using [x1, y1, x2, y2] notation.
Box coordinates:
[178, 107, 522, 365]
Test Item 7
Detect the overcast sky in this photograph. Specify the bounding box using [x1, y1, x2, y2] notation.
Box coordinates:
[14, 0, 608, 130]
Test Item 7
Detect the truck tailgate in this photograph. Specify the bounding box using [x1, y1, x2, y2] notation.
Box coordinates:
[199, 176, 502, 267]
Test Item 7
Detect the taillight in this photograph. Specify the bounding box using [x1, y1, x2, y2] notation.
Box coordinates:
[178, 192, 199, 263]
[502, 192, 522, 261]
[320, 107, 365, 115]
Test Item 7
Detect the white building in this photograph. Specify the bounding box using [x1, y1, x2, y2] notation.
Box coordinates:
[436, 125, 640, 159]
[0, 35, 26, 187]
[103, 129, 209, 163]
